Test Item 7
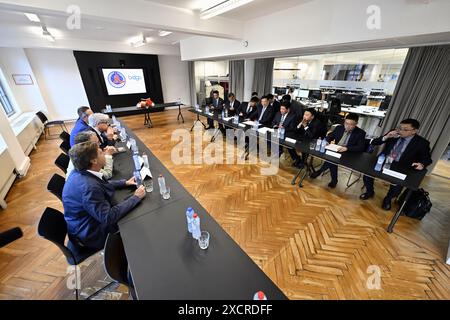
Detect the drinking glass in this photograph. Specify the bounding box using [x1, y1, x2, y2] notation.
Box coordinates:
[198, 231, 210, 250]
[143, 179, 153, 193]
[162, 186, 171, 200]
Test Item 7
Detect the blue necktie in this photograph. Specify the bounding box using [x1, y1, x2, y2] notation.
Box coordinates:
[391, 138, 405, 161]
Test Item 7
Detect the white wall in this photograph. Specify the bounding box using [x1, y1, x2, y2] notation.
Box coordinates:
[180, 0, 450, 61]
[158, 55, 191, 106]
[0, 47, 48, 115]
[25, 48, 89, 121]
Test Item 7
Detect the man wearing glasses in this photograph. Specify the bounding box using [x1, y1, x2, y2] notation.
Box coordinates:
[360, 118, 432, 210]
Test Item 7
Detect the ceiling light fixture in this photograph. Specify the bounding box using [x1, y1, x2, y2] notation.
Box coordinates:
[130, 35, 152, 48]
[158, 30, 172, 37]
[24, 13, 41, 23]
[200, 0, 255, 20]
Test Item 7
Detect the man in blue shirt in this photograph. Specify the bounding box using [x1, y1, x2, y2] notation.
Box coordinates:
[70, 106, 93, 147]
[63, 141, 146, 250]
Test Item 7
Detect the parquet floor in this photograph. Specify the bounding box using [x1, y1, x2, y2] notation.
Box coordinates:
[0, 109, 449, 300]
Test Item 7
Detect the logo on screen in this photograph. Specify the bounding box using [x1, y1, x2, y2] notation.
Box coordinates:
[108, 71, 126, 88]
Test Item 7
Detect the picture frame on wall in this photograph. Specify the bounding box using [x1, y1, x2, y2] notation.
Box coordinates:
[12, 74, 33, 85]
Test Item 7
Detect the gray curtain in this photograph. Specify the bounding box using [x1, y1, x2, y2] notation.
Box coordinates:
[381, 45, 450, 171]
[229, 60, 245, 101]
[252, 58, 274, 96]
[188, 61, 197, 107]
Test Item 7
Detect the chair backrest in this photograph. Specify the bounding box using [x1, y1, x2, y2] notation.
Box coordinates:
[59, 140, 71, 155]
[37, 207, 74, 261]
[59, 131, 70, 143]
[35, 111, 48, 125]
[365, 138, 374, 153]
[55, 153, 70, 174]
[47, 173, 66, 201]
[328, 98, 341, 115]
[104, 232, 130, 286]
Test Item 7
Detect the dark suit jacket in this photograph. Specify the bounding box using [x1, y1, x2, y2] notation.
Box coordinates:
[240, 103, 257, 119]
[272, 111, 297, 135]
[224, 99, 240, 116]
[295, 118, 327, 139]
[372, 133, 432, 167]
[62, 170, 141, 250]
[209, 97, 224, 113]
[326, 125, 366, 152]
[271, 100, 281, 114]
[253, 104, 275, 126]
[290, 100, 304, 121]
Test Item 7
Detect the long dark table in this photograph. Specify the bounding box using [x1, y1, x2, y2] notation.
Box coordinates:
[112, 121, 287, 300]
[189, 107, 427, 233]
[102, 102, 184, 128]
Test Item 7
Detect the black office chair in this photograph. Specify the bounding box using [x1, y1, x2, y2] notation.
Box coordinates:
[59, 140, 71, 155]
[37, 207, 113, 300]
[325, 98, 343, 127]
[36, 111, 68, 140]
[59, 131, 71, 144]
[55, 153, 70, 174]
[104, 232, 137, 299]
[0, 227, 23, 248]
[47, 173, 66, 201]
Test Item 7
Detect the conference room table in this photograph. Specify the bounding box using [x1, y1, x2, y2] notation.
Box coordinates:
[111, 121, 287, 300]
[102, 101, 184, 128]
[189, 107, 427, 233]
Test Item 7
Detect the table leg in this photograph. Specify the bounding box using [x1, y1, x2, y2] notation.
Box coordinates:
[190, 114, 206, 131]
[291, 168, 303, 185]
[210, 128, 220, 142]
[177, 105, 185, 123]
[387, 189, 412, 233]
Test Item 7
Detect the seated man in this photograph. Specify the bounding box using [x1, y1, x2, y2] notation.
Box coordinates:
[66, 131, 116, 180]
[238, 96, 259, 119]
[206, 90, 224, 130]
[252, 95, 275, 127]
[271, 100, 297, 157]
[360, 118, 432, 210]
[310, 113, 366, 188]
[224, 92, 240, 117]
[63, 141, 145, 250]
[70, 106, 93, 147]
[88, 113, 116, 149]
[288, 108, 326, 168]
[267, 93, 280, 114]
[281, 94, 303, 121]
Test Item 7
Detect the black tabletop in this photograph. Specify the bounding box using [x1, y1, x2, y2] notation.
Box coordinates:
[115, 122, 287, 300]
[103, 102, 182, 115]
[189, 108, 427, 191]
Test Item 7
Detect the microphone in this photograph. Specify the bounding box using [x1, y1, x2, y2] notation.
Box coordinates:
[0, 227, 23, 248]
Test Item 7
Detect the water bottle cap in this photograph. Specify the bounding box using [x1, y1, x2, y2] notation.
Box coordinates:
[193, 213, 198, 218]
[159, 174, 163, 177]
[257, 291, 265, 300]
[187, 207, 193, 211]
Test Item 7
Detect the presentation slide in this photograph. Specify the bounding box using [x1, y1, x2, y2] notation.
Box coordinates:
[102, 68, 147, 95]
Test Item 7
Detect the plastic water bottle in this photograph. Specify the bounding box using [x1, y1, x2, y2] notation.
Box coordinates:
[192, 213, 201, 240]
[253, 291, 267, 300]
[253, 120, 259, 130]
[375, 154, 385, 171]
[320, 139, 327, 153]
[133, 170, 142, 187]
[186, 207, 194, 233]
[279, 127, 285, 139]
[195, 103, 200, 111]
[112, 115, 117, 124]
[233, 114, 239, 124]
[221, 109, 225, 119]
[315, 138, 322, 151]
[133, 154, 141, 170]
[142, 153, 149, 168]
[224, 108, 228, 118]
[158, 174, 167, 195]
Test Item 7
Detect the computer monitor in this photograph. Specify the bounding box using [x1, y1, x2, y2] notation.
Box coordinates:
[308, 89, 322, 100]
[274, 87, 287, 95]
[298, 89, 309, 99]
[342, 94, 365, 107]
[378, 95, 391, 111]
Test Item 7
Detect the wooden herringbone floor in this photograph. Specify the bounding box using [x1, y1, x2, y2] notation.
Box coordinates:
[0, 109, 449, 299]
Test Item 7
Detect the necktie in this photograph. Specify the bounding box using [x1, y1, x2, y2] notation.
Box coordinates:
[391, 138, 405, 161]
[259, 107, 266, 121]
[280, 114, 286, 126]
[247, 105, 251, 114]
[337, 131, 349, 146]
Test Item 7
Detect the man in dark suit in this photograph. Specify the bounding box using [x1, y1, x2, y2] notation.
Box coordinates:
[281, 94, 303, 122]
[310, 113, 366, 188]
[288, 108, 327, 167]
[88, 113, 116, 149]
[63, 141, 146, 250]
[206, 90, 224, 130]
[360, 118, 432, 210]
[70, 106, 93, 147]
[267, 94, 280, 114]
[271, 100, 297, 157]
[224, 92, 240, 117]
[253, 95, 275, 127]
[238, 96, 259, 119]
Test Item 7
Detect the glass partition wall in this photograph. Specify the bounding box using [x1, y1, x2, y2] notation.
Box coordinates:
[194, 60, 229, 106]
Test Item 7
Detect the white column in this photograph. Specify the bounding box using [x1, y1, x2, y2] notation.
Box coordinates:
[243, 59, 255, 101]
[0, 110, 30, 177]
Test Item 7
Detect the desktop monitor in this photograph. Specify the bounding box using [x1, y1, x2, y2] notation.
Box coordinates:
[298, 89, 309, 99]
[274, 87, 287, 95]
[342, 94, 365, 107]
[308, 89, 322, 100]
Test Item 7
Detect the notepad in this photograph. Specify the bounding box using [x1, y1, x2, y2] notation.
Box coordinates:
[285, 137, 296, 144]
[325, 144, 340, 152]
[382, 168, 406, 180]
[140, 166, 152, 180]
[238, 123, 246, 128]
[243, 120, 259, 126]
[126, 141, 131, 149]
[325, 150, 342, 158]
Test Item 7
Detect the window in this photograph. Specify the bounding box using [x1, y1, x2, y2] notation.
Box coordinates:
[0, 80, 16, 117]
[194, 60, 229, 106]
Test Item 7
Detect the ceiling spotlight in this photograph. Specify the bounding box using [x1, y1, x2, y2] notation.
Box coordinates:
[200, 0, 255, 20]
[158, 30, 172, 37]
[130, 35, 152, 48]
[42, 25, 55, 42]
[24, 13, 41, 23]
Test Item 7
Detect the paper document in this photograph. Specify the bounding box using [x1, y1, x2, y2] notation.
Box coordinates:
[325, 150, 342, 159]
[243, 120, 259, 126]
[382, 168, 406, 180]
[140, 166, 153, 180]
[325, 144, 340, 152]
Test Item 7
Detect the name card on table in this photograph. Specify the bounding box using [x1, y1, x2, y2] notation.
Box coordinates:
[140, 166, 153, 180]
[382, 168, 407, 180]
[257, 127, 274, 135]
[285, 137, 296, 144]
[223, 116, 234, 121]
[126, 141, 131, 149]
[325, 144, 340, 152]
[238, 123, 246, 128]
[138, 156, 144, 168]
[325, 150, 342, 159]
